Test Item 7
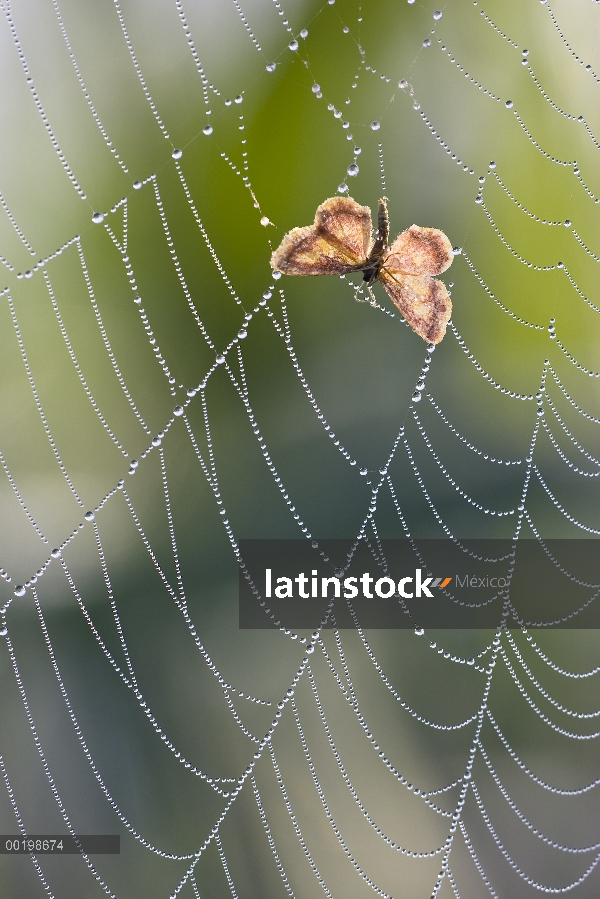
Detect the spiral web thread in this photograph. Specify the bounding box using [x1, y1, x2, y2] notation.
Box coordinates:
[0, 0, 598, 897]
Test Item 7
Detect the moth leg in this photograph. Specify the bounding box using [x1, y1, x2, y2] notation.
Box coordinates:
[366, 284, 379, 306]
[353, 281, 370, 303]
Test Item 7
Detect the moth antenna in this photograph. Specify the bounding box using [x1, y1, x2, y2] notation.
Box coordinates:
[380, 264, 402, 287]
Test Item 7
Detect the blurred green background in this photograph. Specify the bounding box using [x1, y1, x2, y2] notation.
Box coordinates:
[0, 0, 599, 896]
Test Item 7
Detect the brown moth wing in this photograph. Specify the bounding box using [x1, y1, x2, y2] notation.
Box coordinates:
[379, 269, 452, 345]
[270, 196, 373, 276]
[385, 225, 453, 276]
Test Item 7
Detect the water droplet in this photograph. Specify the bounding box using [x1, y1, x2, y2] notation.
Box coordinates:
[564, 219, 571, 227]
[399, 79, 408, 89]
[338, 182, 349, 194]
[433, 9, 442, 19]
[152, 436, 162, 447]
[50, 548, 62, 559]
[475, 194, 483, 204]
[300, 28, 308, 38]
[505, 99, 513, 108]
[288, 39, 298, 51]
[359, 468, 368, 476]
[216, 354, 226, 364]
[311, 83, 321, 93]
[0, 626, 7, 637]
[260, 216, 270, 226]
[14, 586, 26, 597]
[305, 644, 315, 654]
[412, 392, 422, 402]
[522, 48, 529, 56]
[489, 160, 497, 169]
[342, 25, 350, 33]
[370, 120, 381, 131]
[452, 246, 462, 255]
[423, 38, 431, 48]
[172, 148, 183, 160]
[133, 180, 142, 190]
[238, 329, 247, 339]
[412, 101, 421, 110]
[273, 270, 282, 280]
[235, 95, 243, 104]
[347, 163, 359, 177]
[225, 98, 232, 106]
[173, 405, 184, 417]
[130, 459, 139, 469]
[415, 626, 424, 636]
[354, 146, 362, 155]
[91, 212, 104, 224]
[408, 0, 415, 4]
[84, 510, 95, 522]
[266, 62, 276, 73]
[25, 270, 33, 279]
[203, 124, 213, 136]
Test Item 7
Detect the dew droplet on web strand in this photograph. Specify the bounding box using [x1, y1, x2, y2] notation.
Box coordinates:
[172, 148, 182, 159]
[370, 120, 381, 131]
[91, 212, 104, 224]
[203, 124, 213, 136]
[347, 163, 359, 176]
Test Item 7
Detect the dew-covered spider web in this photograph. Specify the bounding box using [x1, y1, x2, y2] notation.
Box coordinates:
[0, 0, 599, 896]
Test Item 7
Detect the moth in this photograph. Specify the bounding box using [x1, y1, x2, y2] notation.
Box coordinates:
[270, 196, 453, 344]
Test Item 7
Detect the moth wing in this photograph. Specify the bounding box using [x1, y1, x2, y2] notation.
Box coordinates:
[270, 196, 373, 276]
[385, 225, 453, 276]
[379, 269, 452, 345]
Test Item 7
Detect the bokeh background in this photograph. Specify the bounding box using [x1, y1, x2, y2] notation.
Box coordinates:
[0, 0, 599, 896]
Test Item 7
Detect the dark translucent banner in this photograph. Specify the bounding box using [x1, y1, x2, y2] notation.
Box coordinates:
[0, 835, 120, 854]
[239, 539, 600, 629]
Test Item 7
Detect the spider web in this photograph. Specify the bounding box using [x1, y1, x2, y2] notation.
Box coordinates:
[0, 0, 599, 897]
